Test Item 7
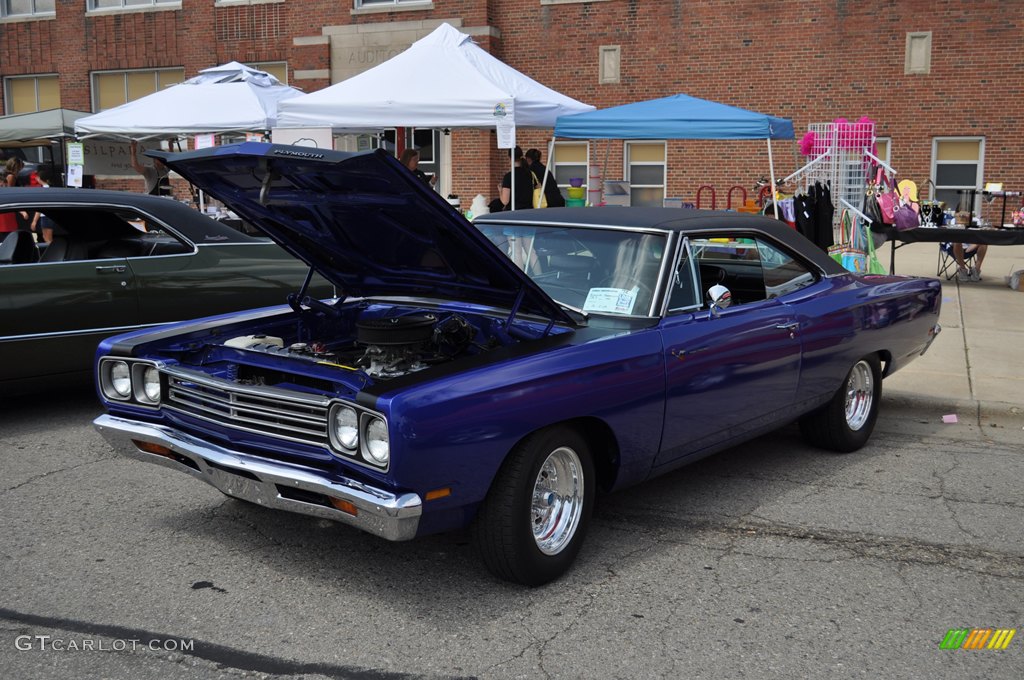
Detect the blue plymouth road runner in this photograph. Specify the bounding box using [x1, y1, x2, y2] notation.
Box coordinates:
[94, 144, 942, 585]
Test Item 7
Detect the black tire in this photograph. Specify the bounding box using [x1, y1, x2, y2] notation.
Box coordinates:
[799, 355, 882, 453]
[472, 426, 595, 586]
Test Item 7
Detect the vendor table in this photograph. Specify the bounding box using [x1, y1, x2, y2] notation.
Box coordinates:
[870, 224, 1024, 275]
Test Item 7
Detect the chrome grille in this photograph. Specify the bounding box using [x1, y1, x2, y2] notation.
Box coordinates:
[165, 370, 330, 447]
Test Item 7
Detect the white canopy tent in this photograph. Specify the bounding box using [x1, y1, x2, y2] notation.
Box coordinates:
[74, 62, 304, 141]
[276, 23, 594, 206]
[277, 23, 594, 131]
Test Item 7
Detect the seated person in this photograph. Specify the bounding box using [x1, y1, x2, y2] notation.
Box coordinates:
[953, 243, 987, 282]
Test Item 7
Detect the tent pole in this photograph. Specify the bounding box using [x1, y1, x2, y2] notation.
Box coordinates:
[767, 137, 779, 220]
[510, 147, 516, 211]
[538, 138, 555, 207]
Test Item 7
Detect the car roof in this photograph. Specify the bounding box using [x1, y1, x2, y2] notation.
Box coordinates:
[477, 207, 847, 275]
[0, 188, 259, 244]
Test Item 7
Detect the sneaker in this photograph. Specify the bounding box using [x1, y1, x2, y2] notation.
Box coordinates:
[970, 268, 982, 282]
[956, 267, 971, 282]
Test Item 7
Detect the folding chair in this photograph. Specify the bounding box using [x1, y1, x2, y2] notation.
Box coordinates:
[937, 242, 977, 280]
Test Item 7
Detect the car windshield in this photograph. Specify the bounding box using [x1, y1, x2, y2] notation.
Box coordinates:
[474, 223, 667, 317]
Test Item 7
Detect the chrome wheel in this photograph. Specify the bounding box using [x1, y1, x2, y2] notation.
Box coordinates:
[844, 360, 874, 431]
[531, 446, 584, 555]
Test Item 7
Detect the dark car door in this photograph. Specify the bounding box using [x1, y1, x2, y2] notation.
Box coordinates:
[0, 257, 138, 384]
[654, 235, 815, 468]
[128, 240, 330, 325]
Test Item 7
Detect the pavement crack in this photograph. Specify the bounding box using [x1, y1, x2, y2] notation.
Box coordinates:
[3, 459, 108, 495]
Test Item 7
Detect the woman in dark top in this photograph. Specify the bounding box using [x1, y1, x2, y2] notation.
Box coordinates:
[499, 146, 536, 210]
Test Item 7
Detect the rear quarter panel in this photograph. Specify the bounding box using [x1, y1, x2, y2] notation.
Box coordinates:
[794, 273, 941, 402]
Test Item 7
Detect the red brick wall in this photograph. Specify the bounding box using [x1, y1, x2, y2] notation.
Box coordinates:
[2, 1, 1021, 214]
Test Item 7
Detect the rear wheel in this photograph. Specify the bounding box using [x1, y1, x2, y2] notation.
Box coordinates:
[799, 355, 882, 452]
[473, 426, 595, 586]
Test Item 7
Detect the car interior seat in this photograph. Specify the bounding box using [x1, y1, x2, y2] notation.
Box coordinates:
[36, 236, 90, 262]
[0, 230, 40, 265]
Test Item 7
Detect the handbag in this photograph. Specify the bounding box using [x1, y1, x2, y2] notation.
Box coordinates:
[893, 199, 920, 231]
[828, 210, 867, 273]
[865, 221, 887, 274]
[863, 167, 884, 224]
[531, 172, 547, 209]
[873, 170, 897, 224]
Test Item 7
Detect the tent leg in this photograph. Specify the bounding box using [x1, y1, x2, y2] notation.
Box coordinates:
[510, 148, 515, 211]
[767, 138, 779, 220]
[538, 138, 555, 208]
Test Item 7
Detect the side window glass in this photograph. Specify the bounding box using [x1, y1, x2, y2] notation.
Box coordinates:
[757, 240, 816, 298]
[691, 236, 765, 307]
[690, 235, 816, 307]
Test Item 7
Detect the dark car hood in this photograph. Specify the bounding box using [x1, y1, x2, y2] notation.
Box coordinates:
[155, 143, 574, 326]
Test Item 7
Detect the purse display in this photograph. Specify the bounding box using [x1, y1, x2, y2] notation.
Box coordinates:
[828, 210, 868, 273]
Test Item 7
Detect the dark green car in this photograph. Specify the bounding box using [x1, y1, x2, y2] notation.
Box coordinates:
[0, 188, 332, 394]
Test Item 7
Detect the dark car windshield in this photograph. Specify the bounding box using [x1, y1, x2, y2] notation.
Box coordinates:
[474, 222, 667, 317]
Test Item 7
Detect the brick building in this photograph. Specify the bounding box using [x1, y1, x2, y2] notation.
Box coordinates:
[2, 1, 1021, 221]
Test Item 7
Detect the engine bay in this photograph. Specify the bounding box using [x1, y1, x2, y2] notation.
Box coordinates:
[174, 301, 571, 384]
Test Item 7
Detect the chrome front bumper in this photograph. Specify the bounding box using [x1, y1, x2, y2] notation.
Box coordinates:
[93, 414, 422, 541]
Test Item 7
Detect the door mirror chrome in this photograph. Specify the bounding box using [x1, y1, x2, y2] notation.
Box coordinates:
[707, 283, 732, 316]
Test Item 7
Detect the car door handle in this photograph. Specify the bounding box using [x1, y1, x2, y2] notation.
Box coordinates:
[95, 265, 126, 274]
[775, 322, 800, 338]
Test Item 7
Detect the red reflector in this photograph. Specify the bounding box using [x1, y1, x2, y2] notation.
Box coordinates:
[329, 498, 358, 516]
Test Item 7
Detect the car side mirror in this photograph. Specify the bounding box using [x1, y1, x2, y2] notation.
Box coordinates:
[707, 283, 732, 316]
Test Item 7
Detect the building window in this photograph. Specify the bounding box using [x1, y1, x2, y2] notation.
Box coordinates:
[931, 138, 984, 213]
[88, 0, 178, 8]
[3, 75, 60, 114]
[905, 32, 932, 75]
[599, 46, 620, 84]
[91, 68, 185, 111]
[1, 0, 55, 17]
[249, 61, 288, 84]
[626, 141, 666, 208]
[551, 142, 588, 192]
[873, 137, 891, 165]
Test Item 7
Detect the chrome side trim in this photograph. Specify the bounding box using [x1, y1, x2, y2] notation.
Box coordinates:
[1, 322, 169, 342]
[93, 414, 421, 541]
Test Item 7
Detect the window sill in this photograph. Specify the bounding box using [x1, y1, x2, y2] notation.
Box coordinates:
[351, 2, 433, 16]
[0, 13, 56, 23]
[541, 0, 612, 5]
[86, 3, 182, 17]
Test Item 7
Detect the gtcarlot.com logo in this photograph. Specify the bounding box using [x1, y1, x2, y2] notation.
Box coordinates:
[940, 628, 1016, 650]
[15, 635, 194, 652]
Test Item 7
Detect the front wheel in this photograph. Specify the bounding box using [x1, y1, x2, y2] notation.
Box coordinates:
[473, 426, 595, 586]
[799, 355, 882, 452]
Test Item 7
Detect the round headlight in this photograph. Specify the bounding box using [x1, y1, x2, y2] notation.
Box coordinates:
[332, 406, 359, 451]
[109, 361, 131, 398]
[364, 417, 390, 466]
[142, 366, 161, 403]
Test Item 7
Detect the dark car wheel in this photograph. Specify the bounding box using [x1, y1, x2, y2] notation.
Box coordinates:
[799, 355, 882, 453]
[473, 426, 595, 586]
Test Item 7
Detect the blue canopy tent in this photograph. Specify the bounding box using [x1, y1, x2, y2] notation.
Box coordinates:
[550, 93, 795, 214]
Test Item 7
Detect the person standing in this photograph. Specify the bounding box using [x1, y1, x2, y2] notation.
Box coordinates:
[525, 147, 565, 207]
[499, 146, 535, 211]
[130, 140, 171, 196]
[399, 148, 437, 187]
[0, 157, 25, 234]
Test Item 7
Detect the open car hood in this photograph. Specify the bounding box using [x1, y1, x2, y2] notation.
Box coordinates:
[155, 143, 574, 326]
